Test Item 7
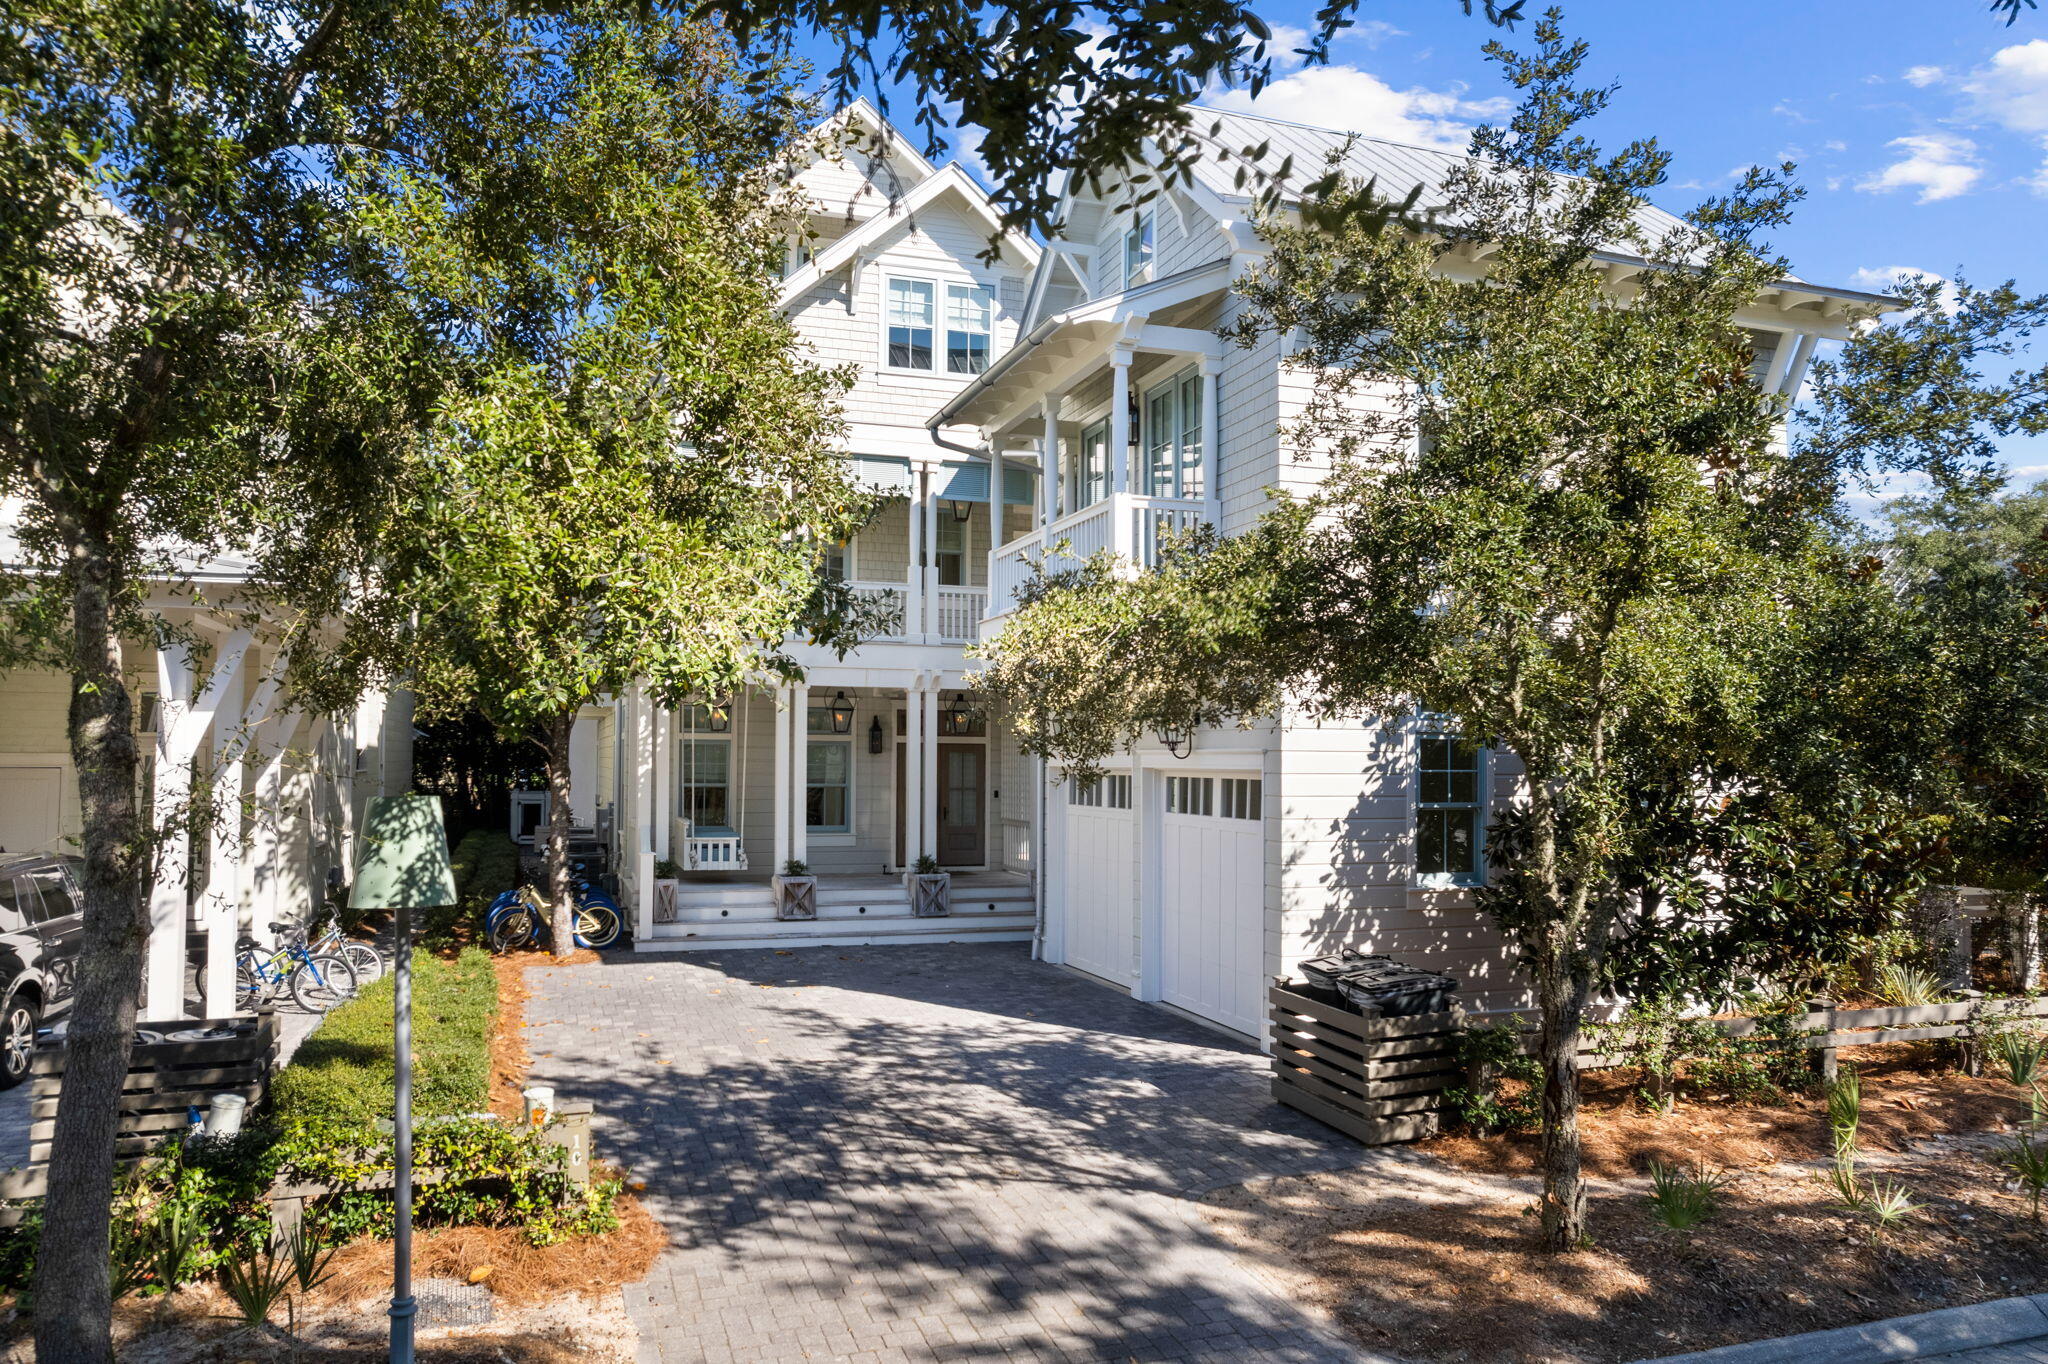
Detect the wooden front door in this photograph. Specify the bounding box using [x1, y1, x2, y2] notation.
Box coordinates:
[936, 744, 985, 867]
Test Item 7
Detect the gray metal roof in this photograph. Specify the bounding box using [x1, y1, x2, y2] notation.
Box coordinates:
[1180, 104, 1700, 250]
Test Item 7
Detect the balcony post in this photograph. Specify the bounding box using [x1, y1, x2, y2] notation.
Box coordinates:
[1109, 348, 1132, 496]
[906, 462, 927, 644]
[988, 439, 1005, 593]
[1200, 353, 1222, 530]
[922, 465, 941, 642]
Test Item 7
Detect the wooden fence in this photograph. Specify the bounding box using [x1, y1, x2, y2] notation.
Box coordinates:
[1271, 981, 2048, 1149]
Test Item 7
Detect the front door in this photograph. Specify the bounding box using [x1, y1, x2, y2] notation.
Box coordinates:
[936, 744, 985, 867]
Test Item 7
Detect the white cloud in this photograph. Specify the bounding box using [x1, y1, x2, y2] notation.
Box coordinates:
[1823, 139, 1848, 153]
[1263, 23, 1311, 70]
[1848, 265, 1961, 314]
[1855, 134, 1983, 202]
[1208, 66, 1509, 151]
[1345, 19, 1407, 49]
[1903, 65, 1948, 88]
[1964, 39, 2048, 133]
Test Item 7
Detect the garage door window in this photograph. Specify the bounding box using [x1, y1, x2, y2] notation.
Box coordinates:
[1069, 775, 1130, 808]
[1417, 730, 1485, 886]
[1166, 775, 1213, 816]
[1219, 778, 1261, 820]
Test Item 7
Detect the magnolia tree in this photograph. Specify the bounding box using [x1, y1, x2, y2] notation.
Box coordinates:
[330, 17, 874, 958]
[973, 17, 1962, 1249]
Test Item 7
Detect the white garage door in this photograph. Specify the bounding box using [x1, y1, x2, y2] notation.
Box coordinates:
[1060, 775, 1136, 986]
[0, 767, 62, 855]
[1160, 773, 1266, 1038]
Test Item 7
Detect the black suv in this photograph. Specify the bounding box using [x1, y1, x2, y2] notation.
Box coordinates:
[0, 854, 84, 1088]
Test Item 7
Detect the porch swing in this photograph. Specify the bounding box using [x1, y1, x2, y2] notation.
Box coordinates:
[677, 698, 748, 872]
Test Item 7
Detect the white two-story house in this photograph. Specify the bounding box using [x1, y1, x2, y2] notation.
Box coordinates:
[585, 102, 1047, 947]
[593, 103, 1893, 1040]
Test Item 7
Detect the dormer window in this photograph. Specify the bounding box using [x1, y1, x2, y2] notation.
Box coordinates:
[1122, 210, 1153, 289]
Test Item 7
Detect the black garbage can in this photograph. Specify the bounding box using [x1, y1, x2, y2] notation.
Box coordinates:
[1297, 950, 1456, 1017]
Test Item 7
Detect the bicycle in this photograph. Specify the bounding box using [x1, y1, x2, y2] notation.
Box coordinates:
[310, 914, 386, 985]
[234, 923, 360, 1013]
[486, 883, 623, 953]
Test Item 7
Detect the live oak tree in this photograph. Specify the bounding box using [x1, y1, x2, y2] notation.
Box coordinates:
[336, 16, 873, 959]
[0, 1, 533, 1353]
[974, 15, 1897, 1250]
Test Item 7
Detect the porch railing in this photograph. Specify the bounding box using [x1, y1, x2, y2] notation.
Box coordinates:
[850, 582, 908, 641]
[934, 588, 985, 644]
[986, 492, 1208, 623]
[674, 819, 748, 872]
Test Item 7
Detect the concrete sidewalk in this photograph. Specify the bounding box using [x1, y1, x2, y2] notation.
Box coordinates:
[1642, 1294, 2048, 1364]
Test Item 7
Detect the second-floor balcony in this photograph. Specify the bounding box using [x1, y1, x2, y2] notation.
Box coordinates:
[987, 492, 1205, 623]
[849, 581, 987, 645]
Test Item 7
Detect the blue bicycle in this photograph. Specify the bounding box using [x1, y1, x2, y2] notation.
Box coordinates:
[234, 922, 360, 1012]
[485, 873, 624, 953]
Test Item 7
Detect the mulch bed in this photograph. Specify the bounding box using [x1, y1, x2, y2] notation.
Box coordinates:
[1208, 1053, 2048, 1363]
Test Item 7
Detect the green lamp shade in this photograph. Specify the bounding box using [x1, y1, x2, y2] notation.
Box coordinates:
[350, 794, 458, 909]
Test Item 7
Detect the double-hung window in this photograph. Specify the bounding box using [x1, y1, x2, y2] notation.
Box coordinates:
[1122, 210, 1153, 288]
[679, 738, 732, 831]
[885, 277, 935, 370]
[1416, 728, 1485, 885]
[805, 738, 852, 832]
[1141, 368, 1204, 498]
[945, 283, 994, 374]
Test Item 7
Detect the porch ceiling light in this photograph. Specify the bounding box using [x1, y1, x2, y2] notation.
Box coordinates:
[950, 498, 972, 523]
[947, 692, 973, 731]
[705, 700, 731, 733]
[828, 690, 855, 734]
[1157, 724, 1194, 760]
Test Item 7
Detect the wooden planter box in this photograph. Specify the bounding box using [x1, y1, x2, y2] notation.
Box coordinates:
[28, 1007, 278, 1166]
[653, 878, 680, 924]
[772, 874, 817, 920]
[1269, 981, 1463, 1147]
[907, 871, 951, 917]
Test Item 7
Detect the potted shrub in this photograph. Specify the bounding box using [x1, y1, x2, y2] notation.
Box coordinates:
[773, 858, 817, 920]
[653, 858, 682, 923]
[907, 853, 951, 918]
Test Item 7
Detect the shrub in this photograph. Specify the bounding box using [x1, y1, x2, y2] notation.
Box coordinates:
[432, 831, 521, 947]
[1989, 1030, 2047, 1088]
[1646, 1161, 1730, 1230]
[1873, 962, 1945, 1007]
[1588, 1000, 1819, 1107]
[1442, 1022, 1542, 1134]
[269, 946, 496, 1125]
[1825, 1068, 1863, 1162]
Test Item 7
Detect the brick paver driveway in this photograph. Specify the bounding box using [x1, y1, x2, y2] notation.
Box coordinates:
[525, 942, 1390, 1364]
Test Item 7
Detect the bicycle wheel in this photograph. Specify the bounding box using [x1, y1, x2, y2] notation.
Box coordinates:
[574, 903, 622, 950]
[289, 954, 359, 1012]
[335, 939, 385, 983]
[489, 906, 539, 954]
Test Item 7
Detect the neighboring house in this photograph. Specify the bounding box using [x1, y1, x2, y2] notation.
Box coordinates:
[0, 500, 417, 1020]
[588, 104, 1892, 1037]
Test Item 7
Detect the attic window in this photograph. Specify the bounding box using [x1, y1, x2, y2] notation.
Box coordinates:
[1122, 210, 1153, 289]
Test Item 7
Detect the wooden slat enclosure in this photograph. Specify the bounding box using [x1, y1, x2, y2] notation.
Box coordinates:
[24, 1009, 278, 1166]
[1269, 981, 1464, 1147]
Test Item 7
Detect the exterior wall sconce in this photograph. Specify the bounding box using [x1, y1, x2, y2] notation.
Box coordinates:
[868, 715, 885, 754]
[950, 498, 973, 523]
[828, 691, 855, 734]
[704, 700, 731, 733]
[1158, 724, 1194, 760]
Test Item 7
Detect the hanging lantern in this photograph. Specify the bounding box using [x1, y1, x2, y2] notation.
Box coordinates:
[704, 699, 731, 734]
[828, 690, 854, 734]
[947, 692, 973, 732]
[1157, 723, 1193, 760]
[950, 498, 973, 523]
[868, 715, 885, 755]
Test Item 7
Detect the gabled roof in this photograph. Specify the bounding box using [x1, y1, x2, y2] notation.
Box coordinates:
[808, 97, 939, 189]
[777, 160, 1039, 308]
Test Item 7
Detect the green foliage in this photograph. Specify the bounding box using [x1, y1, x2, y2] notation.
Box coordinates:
[1825, 1069, 1863, 1162]
[1442, 1022, 1542, 1135]
[1990, 1030, 2048, 1087]
[1587, 1000, 1818, 1107]
[269, 948, 495, 1125]
[2004, 1129, 2048, 1222]
[216, 1238, 297, 1328]
[782, 860, 811, 878]
[913, 855, 941, 874]
[1873, 962, 1946, 1007]
[1860, 1178, 1921, 1237]
[1645, 1161, 1731, 1231]
[435, 831, 521, 948]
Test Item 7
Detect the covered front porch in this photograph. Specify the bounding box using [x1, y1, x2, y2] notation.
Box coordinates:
[602, 670, 1040, 950]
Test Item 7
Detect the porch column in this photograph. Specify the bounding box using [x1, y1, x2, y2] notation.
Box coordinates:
[1200, 353, 1222, 528]
[247, 711, 300, 952]
[629, 686, 656, 940]
[906, 464, 927, 644]
[772, 686, 793, 873]
[652, 704, 672, 863]
[1040, 396, 1060, 525]
[790, 685, 810, 869]
[902, 680, 925, 868]
[200, 741, 244, 1016]
[1109, 347, 1133, 495]
[920, 686, 941, 863]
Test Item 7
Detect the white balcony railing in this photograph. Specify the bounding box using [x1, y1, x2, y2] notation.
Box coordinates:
[851, 582, 908, 640]
[987, 492, 1208, 621]
[935, 588, 986, 644]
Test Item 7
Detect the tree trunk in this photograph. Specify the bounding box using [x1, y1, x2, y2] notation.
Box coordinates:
[34, 550, 147, 1364]
[1535, 955, 1589, 1249]
[2010, 892, 2043, 994]
[543, 710, 576, 961]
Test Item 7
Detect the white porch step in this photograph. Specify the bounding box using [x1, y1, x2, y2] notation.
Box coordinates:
[635, 910, 1035, 953]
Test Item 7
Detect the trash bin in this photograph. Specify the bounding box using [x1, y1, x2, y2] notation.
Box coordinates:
[1298, 951, 1457, 1018]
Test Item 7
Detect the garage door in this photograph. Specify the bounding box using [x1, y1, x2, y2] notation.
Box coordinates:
[1160, 773, 1266, 1037]
[1060, 774, 1136, 986]
[0, 767, 62, 855]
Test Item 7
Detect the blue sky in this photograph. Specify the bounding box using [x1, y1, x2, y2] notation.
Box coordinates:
[803, 0, 2048, 492]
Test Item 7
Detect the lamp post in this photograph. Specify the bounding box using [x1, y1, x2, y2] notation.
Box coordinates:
[349, 795, 458, 1364]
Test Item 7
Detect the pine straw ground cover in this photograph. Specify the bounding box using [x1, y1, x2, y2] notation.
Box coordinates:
[1205, 1050, 2048, 1364]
